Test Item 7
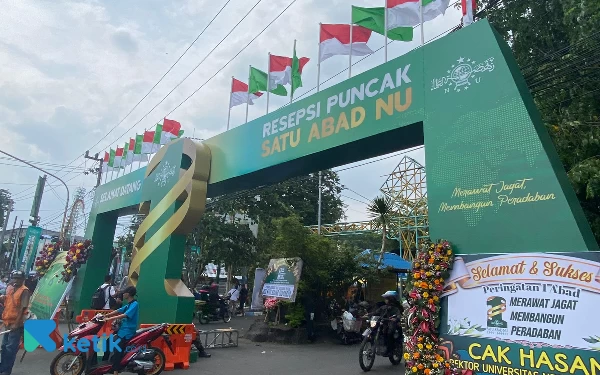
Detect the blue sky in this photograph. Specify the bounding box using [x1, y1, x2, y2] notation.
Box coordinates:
[0, 0, 461, 236]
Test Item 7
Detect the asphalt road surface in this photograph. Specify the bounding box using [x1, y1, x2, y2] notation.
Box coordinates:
[11, 316, 404, 375]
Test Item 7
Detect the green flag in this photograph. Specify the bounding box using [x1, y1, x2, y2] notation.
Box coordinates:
[178, 130, 184, 138]
[108, 149, 116, 168]
[122, 142, 129, 168]
[291, 46, 304, 96]
[134, 134, 143, 154]
[249, 67, 287, 96]
[352, 6, 413, 41]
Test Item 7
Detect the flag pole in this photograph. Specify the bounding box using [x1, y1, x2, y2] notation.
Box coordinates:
[317, 23, 322, 93]
[104, 160, 109, 184]
[245, 66, 251, 124]
[290, 40, 296, 104]
[110, 148, 115, 182]
[227, 76, 234, 130]
[420, 0, 425, 45]
[349, 17, 354, 78]
[138, 130, 145, 170]
[266, 53, 271, 114]
[384, 0, 388, 62]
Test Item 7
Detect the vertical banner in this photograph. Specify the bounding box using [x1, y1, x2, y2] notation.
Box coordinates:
[29, 252, 73, 320]
[440, 252, 600, 375]
[251, 268, 266, 310]
[20, 226, 42, 272]
[261, 258, 303, 302]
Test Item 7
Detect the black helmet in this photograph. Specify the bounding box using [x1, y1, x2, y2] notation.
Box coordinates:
[10, 270, 25, 279]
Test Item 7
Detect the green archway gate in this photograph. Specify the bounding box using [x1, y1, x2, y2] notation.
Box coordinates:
[74, 20, 598, 324]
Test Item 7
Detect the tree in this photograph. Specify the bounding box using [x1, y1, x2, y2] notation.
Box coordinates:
[115, 214, 144, 259]
[367, 196, 394, 268]
[481, 0, 600, 243]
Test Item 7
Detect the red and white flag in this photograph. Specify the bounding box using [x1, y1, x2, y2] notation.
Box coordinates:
[102, 151, 110, 172]
[462, 0, 476, 25]
[230, 78, 263, 108]
[269, 54, 309, 88]
[319, 24, 374, 62]
[161, 118, 181, 144]
[114, 147, 124, 168]
[386, 0, 451, 28]
[141, 130, 158, 154]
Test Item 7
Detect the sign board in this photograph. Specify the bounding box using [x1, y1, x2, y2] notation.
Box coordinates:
[440, 252, 600, 375]
[29, 252, 73, 320]
[261, 258, 303, 302]
[19, 226, 42, 272]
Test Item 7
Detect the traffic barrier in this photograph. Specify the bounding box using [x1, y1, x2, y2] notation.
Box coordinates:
[76, 309, 113, 338]
[140, 323, 195, 371]
[20, 308, 63, 350]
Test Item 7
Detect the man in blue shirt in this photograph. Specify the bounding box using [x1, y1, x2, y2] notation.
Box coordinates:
[103, 286, 139, 374]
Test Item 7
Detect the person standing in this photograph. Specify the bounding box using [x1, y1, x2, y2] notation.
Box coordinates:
[0, 271, 30, 375]
[103, 286, 139, 375]
[238, 284, 248, 316]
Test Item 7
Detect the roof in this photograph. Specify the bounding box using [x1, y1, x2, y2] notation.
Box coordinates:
[359, 249, 412, 272]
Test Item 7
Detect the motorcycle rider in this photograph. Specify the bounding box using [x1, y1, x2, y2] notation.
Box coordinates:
[103, 286, 139, 375]
[371, 291, 403, 357]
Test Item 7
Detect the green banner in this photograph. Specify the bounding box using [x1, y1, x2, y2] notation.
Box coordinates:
[19, 226, 42, 273]
[440, 252, 600, 375]
[261, 258, 303, 302]
[29, 252, 73, 320]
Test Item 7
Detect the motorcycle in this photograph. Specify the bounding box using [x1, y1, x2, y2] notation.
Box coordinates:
[329, 300, 366, 345]
[359, 315, 403, 372]
[197, 296, 231, 324]
[50, 314, 170, 375]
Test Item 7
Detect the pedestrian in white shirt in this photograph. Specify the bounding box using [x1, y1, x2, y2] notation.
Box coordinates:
[99, 275, 117, 310]
[227, 283, 240, 313]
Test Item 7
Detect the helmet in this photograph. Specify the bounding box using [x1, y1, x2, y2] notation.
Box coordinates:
[10, 270, 25, 279]
[382, 291, 399, 300]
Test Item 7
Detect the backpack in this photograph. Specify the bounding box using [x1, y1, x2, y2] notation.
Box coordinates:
[91, 285, 110, 310]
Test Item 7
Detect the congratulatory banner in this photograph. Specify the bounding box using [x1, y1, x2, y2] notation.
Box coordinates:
[440, 252, 600, 375]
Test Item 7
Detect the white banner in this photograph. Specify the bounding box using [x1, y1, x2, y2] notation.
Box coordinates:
[444, 252, 600, 350]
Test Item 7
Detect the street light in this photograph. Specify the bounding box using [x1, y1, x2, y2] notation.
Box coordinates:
[0, 150, 70, 241]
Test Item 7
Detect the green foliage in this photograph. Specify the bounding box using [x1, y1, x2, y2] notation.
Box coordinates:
[482, 0, 600, 243]
[260, 216, 380, 306]
[115, 214, 144, 259]
[282, 302, 305, 328]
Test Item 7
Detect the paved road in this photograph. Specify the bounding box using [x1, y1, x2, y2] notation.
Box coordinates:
[11, 316, 404, 375]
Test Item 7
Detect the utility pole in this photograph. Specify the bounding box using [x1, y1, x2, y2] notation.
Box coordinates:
[0, 202, 13, 254]
[2, 214, 16, 271]
[30, 175, 46, 226]
[84, 151, 103, 187]
[9, 220, 23, 271]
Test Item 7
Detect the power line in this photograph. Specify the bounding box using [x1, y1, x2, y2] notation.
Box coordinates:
[98, 0, 298, 155]
[79, 0, 235, 155]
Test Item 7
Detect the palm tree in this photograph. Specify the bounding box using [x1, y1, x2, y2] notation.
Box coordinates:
[367, 196, 394, 269]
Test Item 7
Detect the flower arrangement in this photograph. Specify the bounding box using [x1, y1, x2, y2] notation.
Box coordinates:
[264, 298, 279, 311]
[35, 241, 61, 277]
[403, 239, 459, 375]
[61, 240, 93, 282]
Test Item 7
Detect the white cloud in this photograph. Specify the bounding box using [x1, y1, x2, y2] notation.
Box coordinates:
[0, 0, 461, 233]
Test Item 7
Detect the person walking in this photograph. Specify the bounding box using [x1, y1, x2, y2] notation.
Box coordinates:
[227, 282, 240, 315]
[100, 275, 117, 310]
[103, 286, 139, 375]
[0, 271, 30, 375]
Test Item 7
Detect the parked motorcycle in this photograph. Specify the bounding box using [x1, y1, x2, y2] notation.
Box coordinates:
[329, 300, 367, 344]
[50, 314, 170, 375]
[197, 296, 231, 324]
[359, 315, 403, 372]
